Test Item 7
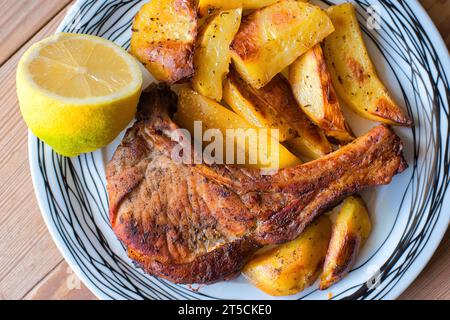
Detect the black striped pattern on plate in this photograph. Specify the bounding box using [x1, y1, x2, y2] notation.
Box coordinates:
[30, 0, 449, 300]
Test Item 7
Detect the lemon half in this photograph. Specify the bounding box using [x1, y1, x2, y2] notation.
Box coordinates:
[17, 33, 143, 156]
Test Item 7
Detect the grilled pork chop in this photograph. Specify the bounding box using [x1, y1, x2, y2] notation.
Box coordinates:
[107, 84, 407, 284]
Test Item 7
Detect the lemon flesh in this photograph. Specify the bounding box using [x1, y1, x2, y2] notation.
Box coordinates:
[17, 33, 143, 156]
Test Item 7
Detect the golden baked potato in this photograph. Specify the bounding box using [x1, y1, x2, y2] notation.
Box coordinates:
[223, 71, 293, 142]
[223, 70, 332, 157]
[243, 215, 331, 296]
[289, 45, 354, 142]
[174, 87, 302, 169]
[130, 0, 198, 83]
[198, 0, 242, 18]
[199, 0, 308, 16]
[230, 1, 335, 88]
[243, 0, 307, 10]
[323, 3, 412, 126]
[320, 196, 372, 290]
[192, 8, 242, 101]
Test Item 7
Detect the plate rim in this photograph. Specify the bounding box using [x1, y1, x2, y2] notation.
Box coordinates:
[28, 0, 450, 300]
[364, 0, 450, 300]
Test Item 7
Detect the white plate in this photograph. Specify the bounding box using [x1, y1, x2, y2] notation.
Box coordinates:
[29, 0, 450, 300]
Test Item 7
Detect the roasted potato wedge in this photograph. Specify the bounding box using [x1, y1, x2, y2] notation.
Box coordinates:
[199, 0, 307, 16]
[198, 0, 242, 18]
[192, 9, 242, 101]
[285, 136, 329, 160]
[319, 196, 372, 290]
[130, 0, 198, 83]
[174, 87, 302, 169]
[243, 0, 307, 10]
[230, 1, 335, 88]
[289, 45, 354, 142]
[224, 71, 332, 158]
[243, 216, 331, 296]
[284, 120, 333, 162]
[242, 0, 281, 10]
[223, 71, 293, 141]
[323, 3, 412, 126]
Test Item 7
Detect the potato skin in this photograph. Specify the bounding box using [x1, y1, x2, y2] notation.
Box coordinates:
[319, 196, 372, 290]
[130, 0, 198, 83]
[243, 0, 307, 10]
[323, 3, 412, 126]
[243, 216, 331, 296]
[230, 1, 334, 88]
[289, 45, 355, 143]
[224, 70, 332, 157]
[224, 71, 295, 142]
[192, 9, 242, 101]
[285, 135, 329, 161]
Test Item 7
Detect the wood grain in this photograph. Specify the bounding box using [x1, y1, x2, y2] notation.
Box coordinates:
[0, 3, 72, 300]
[23, 261, 96, 300]
[0, 0, 71, 65]
[399, 230, 450, 300]
[0, 0, 447, 300]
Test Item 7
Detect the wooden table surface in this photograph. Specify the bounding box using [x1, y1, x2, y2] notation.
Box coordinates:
[0, 0, 448, 300]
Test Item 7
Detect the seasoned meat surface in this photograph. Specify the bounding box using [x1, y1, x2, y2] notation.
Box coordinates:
[107, 84, 407, 284]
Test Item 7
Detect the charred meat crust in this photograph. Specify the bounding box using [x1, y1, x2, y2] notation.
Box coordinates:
[106, 85, 407, 284]
[128, 238, 259, 284]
